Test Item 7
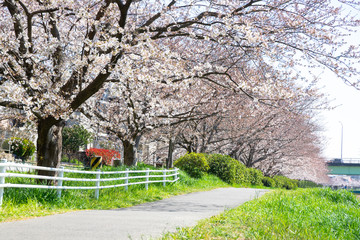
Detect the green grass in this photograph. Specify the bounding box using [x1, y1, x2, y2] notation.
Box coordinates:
[0, 165, 229, 222]
[162, 188, 360, 240]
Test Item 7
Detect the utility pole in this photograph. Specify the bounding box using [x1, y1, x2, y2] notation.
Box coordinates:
[339, 121, 343, 162]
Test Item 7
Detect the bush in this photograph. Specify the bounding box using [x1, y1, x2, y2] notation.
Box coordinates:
[206, 154, 247, 184]
[273, 175, 285, 188]
[1, 140, 10, 151]
[273, 175, 298, 190]
[3, 137, 35, 162]
[246, 168, 264, 186]
[86, 148, 121, 166]
[63, 125, 93, 159]
[286, 179, 299, 190]
[262, 176, 276, 187]
[298, 180, 323, 188]
[174, 153, 209, 178]
[70, 158, 82, 164]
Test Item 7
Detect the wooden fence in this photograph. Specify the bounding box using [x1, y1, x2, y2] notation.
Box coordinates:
[0, 159, 179, 206]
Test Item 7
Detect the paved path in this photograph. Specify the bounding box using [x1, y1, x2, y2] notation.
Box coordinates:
[0, 188, 268, 240]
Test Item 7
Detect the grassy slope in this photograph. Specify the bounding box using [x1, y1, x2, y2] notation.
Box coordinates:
[162, 188, 360, 240]
[0, 171, 229, 222]
[4, 165, 358, 240]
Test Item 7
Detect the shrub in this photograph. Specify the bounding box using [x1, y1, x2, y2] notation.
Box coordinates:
[286, 179, 299, 190]
[298, 180, 323, 188]
[273, 175, 285, 188]
[1, 140, 10, 151]
[273, 175, 298, 190]
[174, 153, 209, 178]
[206, 154, 247, 184]
[70, 158, 82, 164]
[63, 125, 93, 159]
[262, 176, 276, 187]
[246, 168, 264, 186]
[61, 156, 82, 165]
[85, 148, 121, 166]
[3, 137, 35, 162]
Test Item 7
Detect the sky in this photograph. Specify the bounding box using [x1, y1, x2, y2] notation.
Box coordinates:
[319, 75, 360, 160]
[312, 1, 360, 160]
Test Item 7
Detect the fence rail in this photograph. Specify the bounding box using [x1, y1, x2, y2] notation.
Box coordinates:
[0, 159, 179, 206]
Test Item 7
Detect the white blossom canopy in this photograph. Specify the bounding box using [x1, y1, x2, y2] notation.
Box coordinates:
[0, 0, 358, 122]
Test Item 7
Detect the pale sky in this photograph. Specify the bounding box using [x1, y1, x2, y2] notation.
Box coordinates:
[316, 1, 360, 160]
[319, 75, 360, 160]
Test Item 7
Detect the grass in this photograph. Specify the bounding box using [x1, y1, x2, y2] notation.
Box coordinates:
[0, 164, 229, 222]
[162, 188, 360, 240]
[4, 163, 356, 239]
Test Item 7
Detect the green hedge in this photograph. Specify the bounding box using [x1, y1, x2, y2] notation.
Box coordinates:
[206, 154, 247, 184]
[262, 176, 276, 187]
[2, 137, 35, 162]
[246, 168, 264, 186]
[298, 180, 323, 188]
[174, 153, 302, 191]
[174, 153, 209, 178]
[273, 175, 298, 190]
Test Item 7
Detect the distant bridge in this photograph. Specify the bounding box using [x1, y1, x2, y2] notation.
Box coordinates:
[327, 158, 360, 175]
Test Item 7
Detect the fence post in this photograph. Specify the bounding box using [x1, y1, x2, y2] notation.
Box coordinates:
[125, 168, 129, 191]
[145, 168, 149, 190]
[95, 169, 101, 199]
[57, 167, 64, 198]
[175, 167, 178, 181]
[0, 159, 7, 207]
[163, 169, 166, 187]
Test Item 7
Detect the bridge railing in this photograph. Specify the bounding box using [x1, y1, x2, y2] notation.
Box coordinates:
[0, 159, 179, 207]
[328, 158, 360, 165]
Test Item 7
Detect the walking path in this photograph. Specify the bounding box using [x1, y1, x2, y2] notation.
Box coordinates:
[0, 188, 268, 240]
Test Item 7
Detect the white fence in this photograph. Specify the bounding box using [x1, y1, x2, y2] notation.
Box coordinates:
[0, 159, 179, 206]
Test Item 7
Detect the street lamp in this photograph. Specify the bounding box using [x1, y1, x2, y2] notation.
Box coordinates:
[339, 121, 343, 162]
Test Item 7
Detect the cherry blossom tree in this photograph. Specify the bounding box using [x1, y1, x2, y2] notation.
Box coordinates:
[170, 83, 328, 179]
[229, 109, 324, 174]
[174, 103, 329, 180]
[0, 0, 359, 180]
[84, 73, 220, 166]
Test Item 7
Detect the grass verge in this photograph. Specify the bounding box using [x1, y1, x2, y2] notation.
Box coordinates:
[162, 188, 360, 240]
[0, 167, 229, 222]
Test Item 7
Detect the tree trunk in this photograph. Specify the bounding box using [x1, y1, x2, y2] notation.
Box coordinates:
[132, 135, 142, 166]
[186, 144, 195, 153]
[122, 140, 136, 166]
[36, 118, 65, 184]
[166, 138, 174, 169]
